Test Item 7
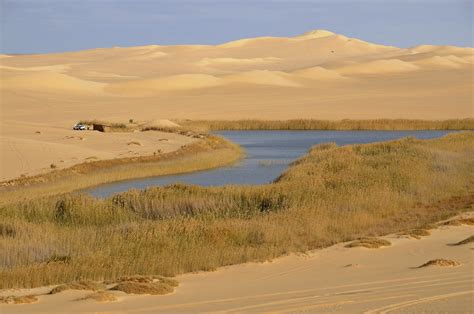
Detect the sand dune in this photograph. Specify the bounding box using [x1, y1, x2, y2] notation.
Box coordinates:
[1, 71, 105, 94]
[0, 122, 196, 181]
[2, 214, 472, 313]
[218, 36, 288, 49]
[0, 64, 71, 72]
[293, 66, 347, 80]
[336, 59, 420, 75]
[105, 74, 223, 95]
[196, 57, 281, 67]
[410, 44, 473, 55]
[1, 29, 472, 180]
[414, 55, 470, 68]
[226, 70, 300, 87]
[295, 29, 336, 39]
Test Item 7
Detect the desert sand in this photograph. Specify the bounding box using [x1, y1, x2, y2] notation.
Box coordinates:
[1, 214, 472, 313]
[1, 29, 472, 123]
[1, 29, 473, 181]
[0, 121, 197, 181]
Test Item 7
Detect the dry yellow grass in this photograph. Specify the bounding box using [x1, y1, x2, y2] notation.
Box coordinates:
[77, 291, 117, 302]
[403, 229, 431, 239]
[0, 295, 38, 304]
[453, 235, 474, 246]
[0, 132, 473, 289]
[0, 223, 16, 238]
[49, 281, 106, 294]
[127, 141, 142, 146]
[457, 218, 474, 225]
[111, 275, 178, 287]
[110, 282, 174, 295]
[417, 259, 460, 268]
[441, 220, 463, 226]
[345, 237, 392, 248]
[0, 135, 242, 204]
[180, 119, 474, 131]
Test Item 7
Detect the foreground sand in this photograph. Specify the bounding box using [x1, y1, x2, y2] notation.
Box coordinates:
[2, 214, 472, 313]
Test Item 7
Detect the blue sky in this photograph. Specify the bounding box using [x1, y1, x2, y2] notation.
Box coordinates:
[1, 0, 472, 54]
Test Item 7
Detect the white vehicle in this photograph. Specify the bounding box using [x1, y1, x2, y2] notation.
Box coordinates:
[73, 123, 87, 130]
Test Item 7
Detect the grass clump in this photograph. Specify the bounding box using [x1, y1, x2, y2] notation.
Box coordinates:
[77, 291, 117, 302]
[345, 237, 391, 249]
[441, 220, 462, 226]
[458, 218, 474, 225]
[0, 223, 16, 238]
[403, 229, 431, 239]
[417, 259, 460, 268]
[0, 295, 38, 304]
[452, 235, 474, 246]
[46, 254, 71, 264]
[113, 275, 179, 287]
[127, 141, 142, 146]
[49, 281, 106, 294]
[110, 282, 174, 295]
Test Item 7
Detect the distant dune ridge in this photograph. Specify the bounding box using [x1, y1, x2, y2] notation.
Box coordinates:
[1, 29, 472, 121]
[1, 29, 473, 180]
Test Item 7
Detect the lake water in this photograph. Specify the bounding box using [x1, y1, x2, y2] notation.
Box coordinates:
[86, 130, 454, 198]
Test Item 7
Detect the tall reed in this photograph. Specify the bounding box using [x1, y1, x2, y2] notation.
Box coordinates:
[0, 132, 473, 288]
[179, 119, 474, 131]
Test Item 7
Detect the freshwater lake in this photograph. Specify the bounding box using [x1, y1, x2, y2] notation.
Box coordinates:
[87, 130, 454, 198]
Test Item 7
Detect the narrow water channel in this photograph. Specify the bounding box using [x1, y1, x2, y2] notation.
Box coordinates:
[86, 130, 454, 198]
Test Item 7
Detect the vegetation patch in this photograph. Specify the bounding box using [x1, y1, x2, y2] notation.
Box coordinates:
[49, 281, 106, 294]
[112, 275, 179, 287]
[417, 259, 460, 268]
[458, 218, 474, 225]
[77, 291, 117, 302]
[179, 119, 474, 131]
[441, 220, 462, 226]
[0, 223, 16, 238]
[0, 135, 242, 203]
[127, 141, 142, 146]
[110, 282, 174, 295]
[46, 254, 71, 264]
[345, 237, 391, 249]
[0, 295, 38, 304]
[402, 229, 431, 239]
[452, 235, 474, 246]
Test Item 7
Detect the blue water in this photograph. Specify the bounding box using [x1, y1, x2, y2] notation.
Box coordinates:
[86, 130, 454, 198]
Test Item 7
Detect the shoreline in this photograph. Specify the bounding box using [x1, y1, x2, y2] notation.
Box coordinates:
[2, 119, 471, 190]
[179, 118, 474, 131]
[0, 135, 243, 204]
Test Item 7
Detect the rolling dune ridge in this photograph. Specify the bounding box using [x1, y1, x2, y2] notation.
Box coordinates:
[1, 29, 472, 120]
[1, 29, 473, 180]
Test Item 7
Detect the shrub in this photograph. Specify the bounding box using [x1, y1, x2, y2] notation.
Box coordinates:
[110, 282, 174, 295]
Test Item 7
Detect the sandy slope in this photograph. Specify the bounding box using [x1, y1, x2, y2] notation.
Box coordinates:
[0, 121, 197, 181]
[1, 29, 473, 180]
[1, 214, 472, 313]
[1, 29, 472, 122]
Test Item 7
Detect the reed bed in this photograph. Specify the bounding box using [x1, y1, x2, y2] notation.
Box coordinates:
[179, 119, 474, 131]
[0, 132, 473, 289]
[0, 136, 242, 204]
